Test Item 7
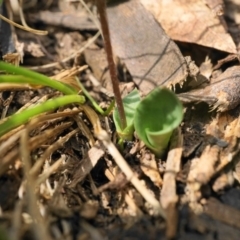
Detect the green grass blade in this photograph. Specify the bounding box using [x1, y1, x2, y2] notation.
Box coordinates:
[0, 95, 85, 137]
[77, 77, 115, 116]
[0, 61, 77, 95]
[77, 78, 105, 114]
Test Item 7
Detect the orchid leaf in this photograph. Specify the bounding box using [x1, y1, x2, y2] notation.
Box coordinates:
[134, 88, 183, 156]
[113, 88, 141, 141]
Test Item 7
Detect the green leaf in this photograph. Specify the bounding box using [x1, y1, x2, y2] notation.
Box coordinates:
[0, 61, 77, 95]
[113, 88, 141, 140]
[134, 88, 183, 156]
[0, 95, 85, 137]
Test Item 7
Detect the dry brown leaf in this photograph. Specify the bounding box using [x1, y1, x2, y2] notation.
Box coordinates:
[199, 56, 213, 79]
[28, 11, 97, 31]
[25, 41, 45, 57]
[107, 0, 188, 95]
[206, 109, 240, 187]
[205, 0, 224, 16]
[225, 0, 240, 48]
[178, 66, 240, 112]
[84, 45, 112, 91]
[141, 0, 236, 53]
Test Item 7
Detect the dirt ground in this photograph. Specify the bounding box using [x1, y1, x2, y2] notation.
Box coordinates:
[1, 0, 240, 239]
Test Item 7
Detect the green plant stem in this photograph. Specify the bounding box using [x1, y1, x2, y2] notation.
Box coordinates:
[96, 0, 127, 130]
[0, 61, 77, 95]
[0, 95, 85, 137]
[77, 78, 115, 115]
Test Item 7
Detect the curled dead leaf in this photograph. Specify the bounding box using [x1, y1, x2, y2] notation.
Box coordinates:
[178, 66, 240, 112]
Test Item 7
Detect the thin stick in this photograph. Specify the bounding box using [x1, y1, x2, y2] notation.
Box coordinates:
[96, 0, 127, 130]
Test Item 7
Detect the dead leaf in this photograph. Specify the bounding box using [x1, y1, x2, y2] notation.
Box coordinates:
[224, 0, 240, 48]
[28, 11, 97, 31]
[205, 0, 224, 15]
[25, 41, 44, 57]
[84, 45, 112, 91]
[178, 66, 240, 112]
[199, 56, 213, 79]
[141, 0, 236, 53]
[107, 0, 188, 95]
[213, 54, 240, 70]
[205, 109, 240, 188]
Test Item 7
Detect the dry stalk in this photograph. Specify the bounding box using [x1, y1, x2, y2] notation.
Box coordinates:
[0, 122, 73, 176]
[20, 128, 51, 240]
[96, 0, 127, 130]
[30, 128, 80, 177]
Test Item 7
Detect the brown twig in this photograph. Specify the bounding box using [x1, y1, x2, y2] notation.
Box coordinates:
[96, 0, 127, 130]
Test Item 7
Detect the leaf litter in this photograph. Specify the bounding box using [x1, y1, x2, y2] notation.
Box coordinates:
[1, 0, 240, 239]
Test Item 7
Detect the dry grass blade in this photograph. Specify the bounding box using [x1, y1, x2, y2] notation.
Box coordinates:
[3, 53, 21, 66]
[0, 109, 81, 156]
[1, 91, 15, 119]
[51, 65, 88, 90]
[0, 12, 47, 35]
[73, 115, 95, 147]
[20, 128, 51, 240]
[36, 155, 64, 185]
[30, 128, 80, 177]
[0, 83, 40, 91]
[0, 121, 73, 176]
[78, 0, 101, 29]
[9, 200, 23, 240]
